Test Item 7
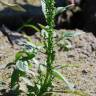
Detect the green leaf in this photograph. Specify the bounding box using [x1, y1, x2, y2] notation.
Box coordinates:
[16, 60, 29, 72]
[38, 23, 46, 29]
[48, 90, 88, 96]
[11, 69, 19, 88]
[39, 63, 47, 73]
[56, 4, 75, 15]
[55, 64, 79, 69]
[62, 90, 88, 96]
[15, 49, 35, 61]
[53, 69, 74, 90]
[41, 0, 46, 17]
[36, 84, 41, 90]
[15, 51, 24, 61]
[24, 25, 40, 32]
[25, 52, 35, 60]
[56, 7, 66, 15]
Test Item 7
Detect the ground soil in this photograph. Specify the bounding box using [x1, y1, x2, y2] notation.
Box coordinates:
[0, 29, 96, 96]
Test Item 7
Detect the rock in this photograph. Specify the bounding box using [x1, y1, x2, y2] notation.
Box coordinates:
[0, 0, 45, 32]
[82, 70, 88, 75]
[0, 0, 72, 32]
[70, 0, 96, 36]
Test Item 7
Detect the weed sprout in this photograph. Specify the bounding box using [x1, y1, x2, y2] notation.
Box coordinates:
[5, 0, 87, 96]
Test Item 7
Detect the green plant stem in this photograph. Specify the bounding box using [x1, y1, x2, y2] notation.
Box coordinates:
[37, 0, 56, 96]
[37, 28, 55, 96]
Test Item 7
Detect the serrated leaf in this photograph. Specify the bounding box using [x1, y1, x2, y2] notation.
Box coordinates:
[53, 69, 74, 90]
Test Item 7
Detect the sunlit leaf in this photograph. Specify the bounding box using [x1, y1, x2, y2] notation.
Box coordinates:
[41, 0, 46, 17]
[56, 7, 66, 15]
[16, 60, 29, 72]
[53, 69, 74, 90]
[55, 64, 79, 69]
[15, 51, 24, 61]
[56, 4, 74, 15]
[38, 23, 46, 29]
[24, 25, 40, 32]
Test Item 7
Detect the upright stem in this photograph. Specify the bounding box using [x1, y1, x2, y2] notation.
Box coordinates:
[37, 0, 56, 96]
